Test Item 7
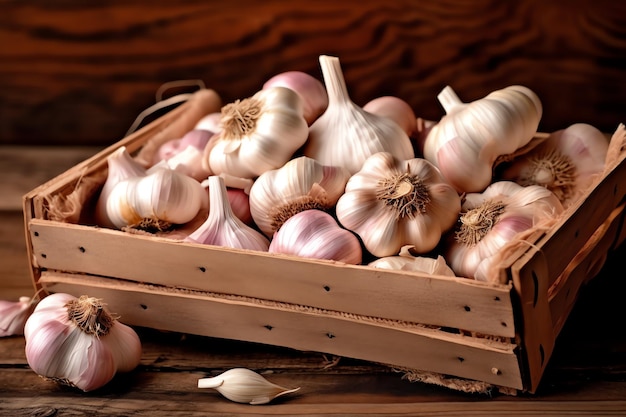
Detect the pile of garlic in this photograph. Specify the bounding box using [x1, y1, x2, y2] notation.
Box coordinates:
[93, 54, 621, 283]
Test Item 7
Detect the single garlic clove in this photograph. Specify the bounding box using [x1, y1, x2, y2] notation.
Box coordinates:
[198, 368, 300, 405]
[369, 251, 456, 277]
[0, 296, 36, 337]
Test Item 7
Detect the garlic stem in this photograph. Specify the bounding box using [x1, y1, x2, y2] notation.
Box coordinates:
[319, 55, 351, 106]
[437, 86, 464, 114]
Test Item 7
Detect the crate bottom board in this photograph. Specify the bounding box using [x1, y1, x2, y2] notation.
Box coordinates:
[38, 271, 524, 390]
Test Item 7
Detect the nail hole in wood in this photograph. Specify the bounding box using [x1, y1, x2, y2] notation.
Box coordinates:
[574, 229, 579, 238]
[140, 304, 148, 310]
[34, 231, 39, 237]
[532, 271, 539, 307]
[264, 325, 273, 331]
[78, 246, 86, 253]
[323, 285, 331, 292]
[501, 321, 507, 327]
[326, 333, 335, 339]
[457, 356, 465, 363]
[494, 296, 500, 301]
[41, 253, 47, 259]
[198, 266, 206, 273]
[464, 305, 471, 312]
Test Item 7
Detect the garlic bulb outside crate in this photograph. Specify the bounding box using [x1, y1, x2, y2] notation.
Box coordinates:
[24, 293, 142, 392]
[499, 123, 609, 208]
[185, 176, 270, 251]
[205, 86, 309, 180]
[0, 296, 36, 337]
[95, 146, 147, 228]
[303, 55, 415, 175]
[423, 85, 543, 193]
[105, 165, 208, 231]
[249, 156, 351, 237]
[335, 152, 461, 258]
[445, 181, 563, 282]
[269, 209, 363, 265]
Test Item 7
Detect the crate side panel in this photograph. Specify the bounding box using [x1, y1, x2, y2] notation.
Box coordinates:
[38, 272, 523, 390]
[28, 219, 515, 337]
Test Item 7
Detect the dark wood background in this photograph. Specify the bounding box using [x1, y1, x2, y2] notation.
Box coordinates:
[1, 0, 625, 147]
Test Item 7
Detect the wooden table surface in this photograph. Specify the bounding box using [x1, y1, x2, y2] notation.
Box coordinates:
[1, 147, 626, 416]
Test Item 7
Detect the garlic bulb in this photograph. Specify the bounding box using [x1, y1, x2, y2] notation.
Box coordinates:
[363, 96, 418, 138]
[205, 86, 309, 180]
[445, 181, 563, 281]
[24, 293, 142, 392]
[105, 165, 208, 231]
[185, 176, 270, 251]
[154, 129, 214, 181]
[369, 247, 455, 277]
[499, 123, 609, 208]
[269, 209, 362, 264]
[303, 55, 415, 174]
[198, 368, 300, 405]
[226, 187, 253, 225]
[0, 296, 36, 337]
[423, 85, 543, 193]
[249, 156, 351, 237]
[194, 111, 222, 134]
[336, 152, 461, 257]
[262, 70, 329, 125]
[95, 146, 147, 228]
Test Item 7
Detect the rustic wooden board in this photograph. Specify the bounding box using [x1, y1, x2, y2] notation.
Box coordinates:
[28, 219, 516, 338]
[2, 1, 625, 147]
[38, 271, 524, 389]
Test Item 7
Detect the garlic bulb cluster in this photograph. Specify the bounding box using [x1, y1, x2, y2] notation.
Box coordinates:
[0, 296, 36, 337]
[423, 85, 543, 193]
[336, 152, 461, 257]
[205, 86, 309, 180]
[105, 164, 208, 231]
[499, 123, 609, 208]
[24, 293, 142, 392]
[303, 55, 415, 174]
[198, 368, 300, 405]
[445, 181, 563, 281]
[249, 156, 351, 237]
[185, 176, 270, 251]
[269, 209, 362, 264]
[369, 247, 455, 277]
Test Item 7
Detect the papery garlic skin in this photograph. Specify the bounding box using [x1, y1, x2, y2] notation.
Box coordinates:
[155, 129, 214, 181]
[0, 296, 36, 337]
[269, 209, 362, 264]
[194, 112, 222, 134]
[445, 181, 563, 281]
[303, 55, 415, 175]
[336, 152, 461, 258]
[198, 368, 300, 405]
[249, 156, 351, 237]
[95, 146, 147, 228]
[105, 166, 208, 231]
[24, 293, 142, 392]
[369, 250, 456, 277]
[499, 123, 609, 208]
[423, 85, 542, 193]
[185, 176, 270, 251]
[206, 86, 309, 179]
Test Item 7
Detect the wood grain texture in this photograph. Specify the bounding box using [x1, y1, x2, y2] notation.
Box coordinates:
[1, 0, 625, 146]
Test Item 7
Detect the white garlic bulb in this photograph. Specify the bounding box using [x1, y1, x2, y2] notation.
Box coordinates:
[335, 152, 461, 258]
[249, 156, 351, 237]
[198, 368, 300, 405]
[0, 296, 36, 337]
[499, 123, 609, 208]
[269, 209, 362, 264]
[303, 55, 415, 175]
[423, 85, 543, 193]
[105, 165, 208, 231]
[95, 146, 147, 228]
[369, 247, 455, 277]
[24, 293, 142, 392]
[205, 86, 309, 180]
[155, 129, 214, 181]
[445, 181, 563, 281]
[185, 176, 270, 251]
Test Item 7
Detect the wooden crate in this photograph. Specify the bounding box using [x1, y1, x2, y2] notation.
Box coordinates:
[22, 89, 626, 394]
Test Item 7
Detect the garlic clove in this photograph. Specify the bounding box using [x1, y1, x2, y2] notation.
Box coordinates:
[0, 296, 36, 337]
[194, 111, 222, 134]
[363, 96, 418, 138]
[269, 209, 363, 264]
[160, 129, 214, 181]
[369, 250, 456, 277]
[185, 176, 270, 251]
[198, 368, 300, 405]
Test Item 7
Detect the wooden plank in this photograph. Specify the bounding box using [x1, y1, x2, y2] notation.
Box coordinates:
[28, 219, 516, 337]
[38, 271, 523, 389]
